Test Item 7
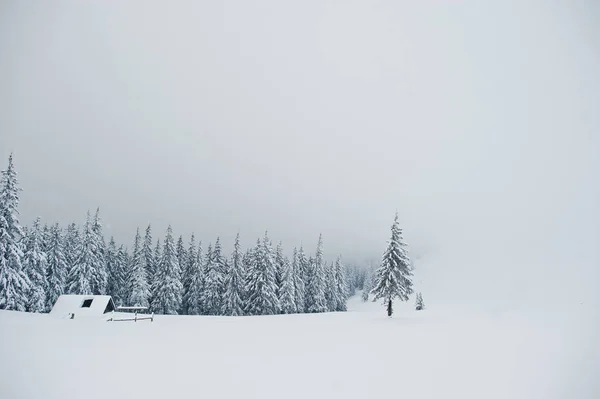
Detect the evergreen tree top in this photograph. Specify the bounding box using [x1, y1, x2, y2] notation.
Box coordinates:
[0, 153, 24, 241]
[144, 225, 153, 243]
[188, 234, 197, 254]
[92, 208, 102, 232]
[133, 227, 141, 244]
[234, 233, 241, 250]
[213, 237, 223, 257]
[315, 234, 323, 262]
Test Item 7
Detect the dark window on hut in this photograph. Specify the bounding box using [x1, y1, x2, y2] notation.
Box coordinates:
[104, 299, 115, 314]
[81, 299, 93, 308]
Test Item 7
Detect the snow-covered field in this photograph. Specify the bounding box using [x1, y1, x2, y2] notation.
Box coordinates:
[1, 292, 597, 399]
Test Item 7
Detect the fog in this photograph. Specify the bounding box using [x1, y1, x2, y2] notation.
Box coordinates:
[1, 1, 598, 298]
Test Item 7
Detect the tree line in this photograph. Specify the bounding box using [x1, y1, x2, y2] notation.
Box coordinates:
[0, 154, 350, 316]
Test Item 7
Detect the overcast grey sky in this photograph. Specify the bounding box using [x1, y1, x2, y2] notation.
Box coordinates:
[0, 1, 598, 276]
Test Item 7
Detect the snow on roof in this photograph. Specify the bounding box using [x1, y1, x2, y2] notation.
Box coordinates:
[49, 295, 116, 319]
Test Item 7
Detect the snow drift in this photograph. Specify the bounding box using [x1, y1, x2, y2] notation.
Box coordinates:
[0, 294, 597, 399]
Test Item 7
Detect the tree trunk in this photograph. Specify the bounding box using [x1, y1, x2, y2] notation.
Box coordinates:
[387, 299, 393, 317]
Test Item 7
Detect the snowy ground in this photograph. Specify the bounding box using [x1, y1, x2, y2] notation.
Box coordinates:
[0, 293, 598, 399]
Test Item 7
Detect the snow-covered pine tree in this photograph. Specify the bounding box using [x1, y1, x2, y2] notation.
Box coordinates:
[21, 225, 28, 244]
[334, 256, 348, 311]
[349, 265, 365, 291]
[306, 235, 327, 313]
[142, 224, 154, 293]
[415, 292, 424, 311]
[127, 228, 150, 307]
[90, 208, 107, 295]
[242, 248, 252, 270]
[106, 237, 128, 304]
[0, 154, 29, 311]
[240, 248, 253, 304]
[212, 237, 227, 298]
[176, 235, 186, 279]
[176, 234, 187, 310]
[362, 266, 376, 302]
[195, 242, 205, 313]
[181, 234, 196, 315]
[149, 237, 161, 307]
[304, 255, 314, 311]
[325, 261, 337, 312]
[152, 226, 183, 315]
[370, 213, 414, 317]
[295, 246, 308, 313]
[244, 233, 279, 315]
[222, 233, 245, 316]
[64, 222, 79, 273]
[264, 232, 280, 314]
[277, 244, 296, 314]
[274, 241, 287, 311]
[274, 241, 284, 300]
[184, 237, 203, 315]
[202, 241, 223, 315]
[45, 223, 67, 311]
[241, 245, 254, 307]
[346, 265, 357, 298]
[154, 238, 162, 268]
[105, 237, 118, 298]
[361, 290, 369, 302]
[114, 245, 130, 306]
[67, 211, 100, 295]
[291, 248, 302, 313]
[41, 223, 51, 254]
[23, 217, 47, 312]
[360, 266, 371, 291]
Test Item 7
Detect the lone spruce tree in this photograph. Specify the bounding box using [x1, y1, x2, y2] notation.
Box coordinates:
[370, 213, 413, 317]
